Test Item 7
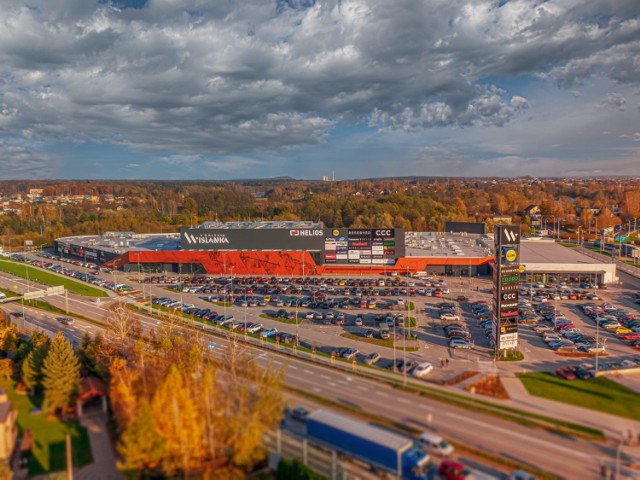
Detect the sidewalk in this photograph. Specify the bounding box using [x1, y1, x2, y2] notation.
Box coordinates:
[75, 413, 123, 480]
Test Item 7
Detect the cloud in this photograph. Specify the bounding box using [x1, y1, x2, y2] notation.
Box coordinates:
[598, 93, 627, 111]
[0, 0, 638, 177]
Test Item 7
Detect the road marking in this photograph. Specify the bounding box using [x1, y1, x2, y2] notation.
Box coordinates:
[398, 398, 411, 404]
[356, 385, 369, 392]
[288, 365, 298, 370]
[312, 387, 322, 393]
[304, 370, 314, 375]
[320, 374, 331, 380]
[443, 412, 593, 460]
[327, 382, 337, 387]
[375, 391, 389, 397]
[416, 404, 434, 411]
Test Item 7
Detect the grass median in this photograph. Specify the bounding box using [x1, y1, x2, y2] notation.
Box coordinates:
[518, 372, 640, 421]
[0, 259, 108, 297]
[260, 313, 302, 324]
[340, 332, 419, 351]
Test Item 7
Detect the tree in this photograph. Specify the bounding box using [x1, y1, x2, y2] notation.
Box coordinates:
[104, 299, 142, 355]
[152, 364, 204, 476]
[21, 351, 37, 394]
[41, 333, 81, 415]
[109, 358, 139, 432]
[117, 399, 165, 478]
[0, 359, 13, 384]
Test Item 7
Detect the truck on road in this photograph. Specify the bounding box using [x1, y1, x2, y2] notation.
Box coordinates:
[305, 409, 430, 479]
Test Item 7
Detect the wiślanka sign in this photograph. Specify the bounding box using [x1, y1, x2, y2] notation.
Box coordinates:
[493, 225, 521, 352]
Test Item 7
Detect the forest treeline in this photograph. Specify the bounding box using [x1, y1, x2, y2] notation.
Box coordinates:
[1, 177, 639, 247]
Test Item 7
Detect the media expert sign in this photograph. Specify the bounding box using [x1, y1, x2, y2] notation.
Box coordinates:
[180, 228, 325, 251]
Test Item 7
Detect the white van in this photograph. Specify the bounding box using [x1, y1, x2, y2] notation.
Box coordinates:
[418, 432, 454, 456]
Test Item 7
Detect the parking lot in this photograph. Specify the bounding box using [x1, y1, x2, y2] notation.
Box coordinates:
[9, 250, 640, 381]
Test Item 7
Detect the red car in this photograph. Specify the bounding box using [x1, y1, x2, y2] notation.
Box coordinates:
[555, 367, 576, 380]
[438, 461, 474, 480]
[619, 333, 640, 341]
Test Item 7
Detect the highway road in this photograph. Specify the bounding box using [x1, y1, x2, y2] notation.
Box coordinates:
[2, 273, 636, 479]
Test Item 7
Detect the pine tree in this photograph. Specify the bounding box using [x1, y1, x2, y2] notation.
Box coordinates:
[41, 333, 81, 415]
[21, 351, 37, 394]
[117, 399, 165, 477]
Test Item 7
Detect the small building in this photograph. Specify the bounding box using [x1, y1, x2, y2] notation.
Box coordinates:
[0, 389, 18, 460]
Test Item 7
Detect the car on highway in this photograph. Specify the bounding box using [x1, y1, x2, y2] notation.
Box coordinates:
[57, 317, 74, 325]
[418, 432, 454, 456]
[438, 460, 473, 480]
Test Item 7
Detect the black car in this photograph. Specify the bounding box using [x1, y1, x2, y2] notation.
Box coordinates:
[275, 309, 288, 318]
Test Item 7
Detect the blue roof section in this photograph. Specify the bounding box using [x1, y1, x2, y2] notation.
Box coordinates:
[307, 409, 411, 452]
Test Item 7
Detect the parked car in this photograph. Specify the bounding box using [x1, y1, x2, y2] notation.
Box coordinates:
[363, 352, 381, 365]
[341, 348, 359, 360]
[555, 367, 576, 380]
[412, 362, 434, 378]
[449, 339, 473, 349]
[260, 327, 278, 338]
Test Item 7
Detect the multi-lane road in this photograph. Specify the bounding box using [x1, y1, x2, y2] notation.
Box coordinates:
[3, 269, 640, 479]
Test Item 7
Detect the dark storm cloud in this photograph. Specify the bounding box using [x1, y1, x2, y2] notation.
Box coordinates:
[0, 0, 638, 166]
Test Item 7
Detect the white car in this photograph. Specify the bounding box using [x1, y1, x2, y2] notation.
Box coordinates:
[412, 362, 434, 378]
[449, 339, 472, 349]
[247, 323, 263, 333]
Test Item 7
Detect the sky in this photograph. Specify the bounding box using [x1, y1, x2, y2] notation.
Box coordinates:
[0, 0, 639, 180]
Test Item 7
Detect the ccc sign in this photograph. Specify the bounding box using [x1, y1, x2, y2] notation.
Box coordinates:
[502, 292, 518, 301]
[375, 229, 392, 236]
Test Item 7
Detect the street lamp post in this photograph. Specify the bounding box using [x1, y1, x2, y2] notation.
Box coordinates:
[615, 435, 625, 480]
[244, 285, 248, 341]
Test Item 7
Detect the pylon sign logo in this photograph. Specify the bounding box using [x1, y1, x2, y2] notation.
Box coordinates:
[501, 227, 520, 245]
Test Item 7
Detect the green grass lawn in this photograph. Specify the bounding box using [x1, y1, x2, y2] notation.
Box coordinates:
[340, 332, 418, 351]
[518, 372, 640, 420]
[0, 260, 108, 298]
[0, 287, 20, 298]
[6, 384, 92, 475]
[259, 313, 302, 324]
